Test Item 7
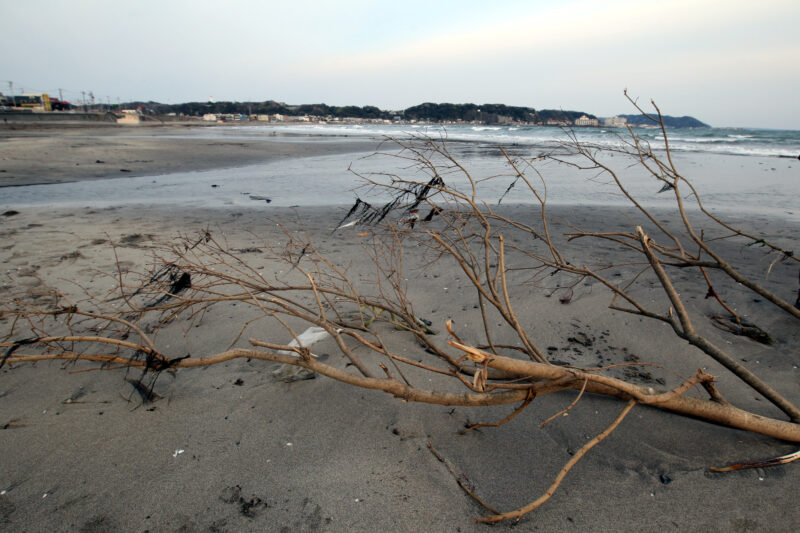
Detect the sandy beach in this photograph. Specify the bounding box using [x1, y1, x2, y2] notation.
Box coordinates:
[1, 124, 799, 532]
[0, 122, 379, 188]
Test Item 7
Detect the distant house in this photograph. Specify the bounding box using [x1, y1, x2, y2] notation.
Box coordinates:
[574, 115, 599, 127]
[117, 109, 142, 125]
[604, 116, 627, 128]
[545, 118, 571, 127]
[202, 113, 219, 122]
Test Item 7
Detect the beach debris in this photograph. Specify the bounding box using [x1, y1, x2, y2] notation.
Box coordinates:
[422, 206, 440, 222]
[249, 195, 272, 203]
[119, 169, 131, 172]
[1, 210, 19, 217]
[1, 418, 25, 430]
[172, 449, 184, 457]
[334, 176, 444, 232]
[416, 317, 437, 335]
[211, 184, 219, 188]
[287, 244, 311, 272]
[142, 271, 191, 310]
[125, 232, 210, 318]
[271, 326, 331, 382]
[709, 448, 800, 472]
[404, 210, 420, 228]
[95, 160, 104, 164]
[335, 220, 358, 230]
[795, 269, 800, 310]
[498, 176, 520, 205]
[711, 315, 773, 345]
[1, 337, 38, 370]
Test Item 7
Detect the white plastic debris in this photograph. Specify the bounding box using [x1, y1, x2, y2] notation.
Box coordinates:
[335, 220, 358, 230]
[173, 449, 185, 457]
[272, 327, 332, 382]
[286, 327, 330, 350]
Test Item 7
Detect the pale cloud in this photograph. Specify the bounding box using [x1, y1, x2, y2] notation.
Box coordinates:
[2, 0, 798, 127]
[312, 0, 794, 74]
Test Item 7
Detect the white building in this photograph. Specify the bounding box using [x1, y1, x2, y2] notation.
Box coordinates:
[574, 115, 600, 127]
[604, 116, 628, 128]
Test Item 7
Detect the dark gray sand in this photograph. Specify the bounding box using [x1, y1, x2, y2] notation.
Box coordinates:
[1, 204, 798, 532]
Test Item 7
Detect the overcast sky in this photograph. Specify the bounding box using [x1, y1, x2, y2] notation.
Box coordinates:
[2, 0, 798, 129]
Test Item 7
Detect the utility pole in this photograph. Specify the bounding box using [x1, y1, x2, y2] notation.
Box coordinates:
[8, 81, 15, 106]
[58, 88, 63, 102]
[81, 91, 86, 112]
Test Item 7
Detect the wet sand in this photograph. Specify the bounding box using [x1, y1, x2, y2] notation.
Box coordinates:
[0, 122, 379, 187]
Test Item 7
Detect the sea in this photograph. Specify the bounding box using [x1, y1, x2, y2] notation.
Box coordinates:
[3, 124, 799, 218]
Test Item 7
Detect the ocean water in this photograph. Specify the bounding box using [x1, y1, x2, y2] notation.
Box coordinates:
[217, 123, 800, 159]
[2, 124, 799, 219]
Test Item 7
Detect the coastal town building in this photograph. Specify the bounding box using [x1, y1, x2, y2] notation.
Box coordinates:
[116, 109, 142, 124]
[574, 115, 600, 127]
[604, 116, 628, 128]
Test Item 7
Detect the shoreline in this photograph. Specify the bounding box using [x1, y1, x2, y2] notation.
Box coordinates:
[0, 122, 382, 188]
[3, 122, 798, 190]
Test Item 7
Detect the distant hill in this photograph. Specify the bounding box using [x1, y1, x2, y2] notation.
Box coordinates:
[403, 103, 595, 124]
[619, 114, 709, 128]
[119, 99, 598, 125]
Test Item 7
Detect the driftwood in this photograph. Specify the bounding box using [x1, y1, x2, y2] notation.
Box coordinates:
[2, 97, 798, 523]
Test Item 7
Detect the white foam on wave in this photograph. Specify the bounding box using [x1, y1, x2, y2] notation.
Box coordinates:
[213, 123, 799, 158]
